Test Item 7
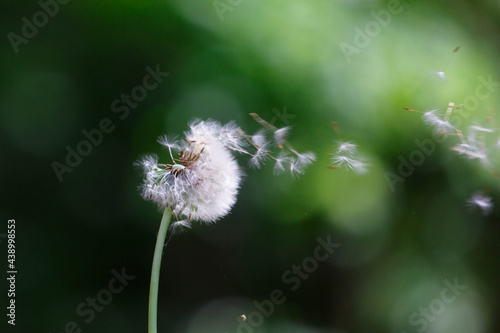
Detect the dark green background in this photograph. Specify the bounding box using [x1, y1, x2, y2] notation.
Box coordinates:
[1, 0, 500, 332]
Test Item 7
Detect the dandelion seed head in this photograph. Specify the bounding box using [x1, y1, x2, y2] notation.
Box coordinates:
[169, 220, 192, 234]
[138, 120, 242, 223]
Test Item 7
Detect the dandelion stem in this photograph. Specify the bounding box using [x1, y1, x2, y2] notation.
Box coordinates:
[148, 206, 172, 333]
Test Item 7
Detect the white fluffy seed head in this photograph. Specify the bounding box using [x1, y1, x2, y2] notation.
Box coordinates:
[138, 120, 243, 223]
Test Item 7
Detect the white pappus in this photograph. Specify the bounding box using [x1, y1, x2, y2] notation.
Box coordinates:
[137, 120, 243, 229]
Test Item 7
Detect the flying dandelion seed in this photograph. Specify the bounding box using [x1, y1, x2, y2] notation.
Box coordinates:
[431, 71, 447, 80]
[422, 109, 455, 135]
[430, 46, 460, 81]
[328, 122, 368, 174]
[247, 113, 316, 176]
[451, 126, 494, 162]
[466, 191, 493, 216]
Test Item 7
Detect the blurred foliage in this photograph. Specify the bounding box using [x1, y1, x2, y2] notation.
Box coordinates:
[1, 0, 500, 332]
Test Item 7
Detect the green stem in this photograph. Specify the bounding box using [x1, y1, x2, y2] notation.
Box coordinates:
[148, 207, 172, 333]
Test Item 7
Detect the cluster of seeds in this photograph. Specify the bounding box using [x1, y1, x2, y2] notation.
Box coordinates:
[405, 101, 498, 215]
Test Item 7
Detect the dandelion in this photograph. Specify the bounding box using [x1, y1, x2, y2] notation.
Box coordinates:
[137, 115, 315, 333]
[430, 47, 460, 81]
[138, 119, 244, 333]
[466, 191, 493, 216]
[138, 120, 243, 223]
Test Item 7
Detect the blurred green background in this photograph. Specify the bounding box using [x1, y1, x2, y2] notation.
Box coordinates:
[1, 0, 500, 332]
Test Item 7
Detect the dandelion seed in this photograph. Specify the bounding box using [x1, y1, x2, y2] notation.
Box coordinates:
[430, 47, 460, 82]
[158, 135, 180, 150]
[274, 126, 290, 146]
[403, 107, 422, 113]
[466, 192, 493, 216]
[444, 102, 454, 122]
[422, 109, 455, 135]
[450, 143, 487, 160]
[169, 220, 192, 234]
[328, 123, 368, 174]
[288, 157, 304, 177]
[431, 71, 447, 80]
[219, 121, 246, 151]
[273, 152, 289, 175]
[330, 154, 356, 171]
[249, 147, 269, 168]
[138, 116, 315, 333]
[297, 151, 315, 165]
[351, 159, 368, 175]
[336, 141, 357, 156]
[451, 126, 494, 162]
